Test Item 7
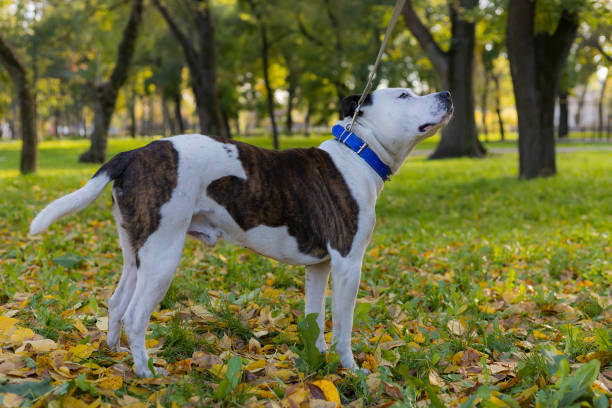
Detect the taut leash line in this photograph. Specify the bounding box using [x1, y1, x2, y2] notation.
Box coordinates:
[347, 0, 407, 132]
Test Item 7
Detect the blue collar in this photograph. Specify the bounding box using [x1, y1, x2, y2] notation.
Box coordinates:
[331, 125, 391, 181]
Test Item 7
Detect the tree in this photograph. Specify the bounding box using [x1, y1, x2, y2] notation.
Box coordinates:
[506, 1, 579, 179]
[0, 34, 37, 173]
[152, 0, 227, 138]
[79, 0, 144, 163]
[402, 0, 486, 159]
[246, 0, 279, 149]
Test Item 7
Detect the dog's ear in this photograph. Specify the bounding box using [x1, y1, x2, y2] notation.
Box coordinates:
[341, 94, 372, 118]
[341, 94, 361, 118]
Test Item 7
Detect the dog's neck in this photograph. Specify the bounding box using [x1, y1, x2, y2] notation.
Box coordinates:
[334, 119, 413, 176]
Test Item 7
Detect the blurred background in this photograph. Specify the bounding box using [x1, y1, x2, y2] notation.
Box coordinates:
[0, 0, 610, 177]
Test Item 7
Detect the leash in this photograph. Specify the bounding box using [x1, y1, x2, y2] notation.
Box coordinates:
[334, 0, 406, 181]
[346, 0, 407, 132]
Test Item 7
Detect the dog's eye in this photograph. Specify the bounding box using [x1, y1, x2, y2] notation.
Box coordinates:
[398, 92, 410, 99]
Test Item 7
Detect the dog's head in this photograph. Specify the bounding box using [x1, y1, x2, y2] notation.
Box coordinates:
[339, 88, 453, 172]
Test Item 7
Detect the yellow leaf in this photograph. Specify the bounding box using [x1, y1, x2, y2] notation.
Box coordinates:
[248, 338, 261, 353]
[447, 319, 467, 336]
[274, 368, 297, 382]
[0, 392, 23, 408]
[413, 332, 426, 344]
[368, 248, 380, 258]
[284, 386, 309, 406]
[61, 395, 88, 408]
[9, 327, 35, 343]
[74, 320, 88, 335]
[369, 334, 393, 344]
[428, 370, 445, 387]
[515, 384, 538, 404]
[145, 338, 159, 348]
[311, 380, 342, 406]
[86, 398, 102, 408]
[68, 343, 97, 361]
[245, 359, 266, 372]
[0, 316, 19, 335]
[576, 351, 612, 366]
[219, 334, 232, 350]
[16, 339, 57, 354]
[533, 330, 550, 340]
[98, 375, 123, 390]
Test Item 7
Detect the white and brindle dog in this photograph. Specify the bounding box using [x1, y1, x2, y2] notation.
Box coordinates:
[30, 88, 452, 377]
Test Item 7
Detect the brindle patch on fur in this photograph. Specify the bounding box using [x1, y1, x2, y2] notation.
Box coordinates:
[207, 142, 359, 258]
[98, 141, 179, 267]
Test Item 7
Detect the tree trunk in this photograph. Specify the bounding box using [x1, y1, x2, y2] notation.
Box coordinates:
[80, 0, 143, 162]
[0, 34, 37, 173]
[598, 75, 608, 139]
[259, 25, 278, 149]
[153, 0, 226, 138]
[481, 71, 489, 141]
[162, 96, 176, 135]
[403, 0, 485, 159]
[221, 108, 232, 139]
[574, 86, 587, 129]
[506, 1, 578, 179]
[129, 82, 137, 138]
[247, 0, 278, 148]
[174, 93, 185, 133]
[430, 0, 485, 158]
[493, 74, 505, 141]
[286, 75, 295, 136]
[558, 92, 569, 138]
[304, 101, 311, 137]
[234, 118, 240, 136]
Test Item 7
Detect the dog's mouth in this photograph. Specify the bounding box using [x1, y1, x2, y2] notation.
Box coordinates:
[418, 123, 437, 132]
[419, 110, 453, 133]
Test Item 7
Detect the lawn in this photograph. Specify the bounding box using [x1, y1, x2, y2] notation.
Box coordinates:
[0, 137, 610, 407]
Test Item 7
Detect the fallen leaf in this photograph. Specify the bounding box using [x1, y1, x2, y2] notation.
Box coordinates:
[447, 319, 467, 336]
[311, 380, 342, 406]
[16, 339, 57, 354]
[0, 392, 23, 408]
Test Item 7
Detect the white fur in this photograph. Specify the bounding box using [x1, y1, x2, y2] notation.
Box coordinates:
[30, 88, 451, 376]
[29, 175, 110, 235]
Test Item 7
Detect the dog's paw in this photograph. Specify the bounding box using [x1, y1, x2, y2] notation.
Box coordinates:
[134, 365, 168, 378]
[351, 366, 370, 376]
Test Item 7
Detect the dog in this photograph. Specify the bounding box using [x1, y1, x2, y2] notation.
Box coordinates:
[30, 88, 452, 377]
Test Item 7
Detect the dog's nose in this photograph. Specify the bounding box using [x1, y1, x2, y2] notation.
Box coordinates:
[437, 91, 453, 112]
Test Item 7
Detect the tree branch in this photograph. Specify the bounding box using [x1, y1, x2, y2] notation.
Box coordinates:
[0, 35, 27, 80]
[297, 15, 325, 47]
[152, 0, 200, 67]
[106, 0, 144, 94]
[583, 36, 612, 63]
[401, 0, 448, 80]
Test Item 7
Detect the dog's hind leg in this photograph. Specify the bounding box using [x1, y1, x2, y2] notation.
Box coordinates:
[305, 260, 331, 353]
[106, 204, 137, 352]
[121, 223, 188, 377]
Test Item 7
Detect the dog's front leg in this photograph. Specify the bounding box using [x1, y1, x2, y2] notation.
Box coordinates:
[305, 260, 331, 353]
[330, 256, 362, 370]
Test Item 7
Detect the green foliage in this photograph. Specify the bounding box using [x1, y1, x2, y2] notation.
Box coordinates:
[295, 313, 326, 373]
[0, 379, 53, 404]
[535, 359, 608, 408]
[215, 355, 243, 400]
[0, 139, 611, 406]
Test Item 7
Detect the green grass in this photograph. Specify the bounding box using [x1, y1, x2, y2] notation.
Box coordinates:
[0, 136, 610, 407]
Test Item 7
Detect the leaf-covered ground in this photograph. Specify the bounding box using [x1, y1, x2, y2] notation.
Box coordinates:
[0, 138, 611, 408]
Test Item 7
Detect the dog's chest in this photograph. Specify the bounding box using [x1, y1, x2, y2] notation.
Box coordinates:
[194, 141, 360, 263]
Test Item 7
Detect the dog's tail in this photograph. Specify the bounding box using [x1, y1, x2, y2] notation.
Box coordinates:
[29, 151, 134, 235]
